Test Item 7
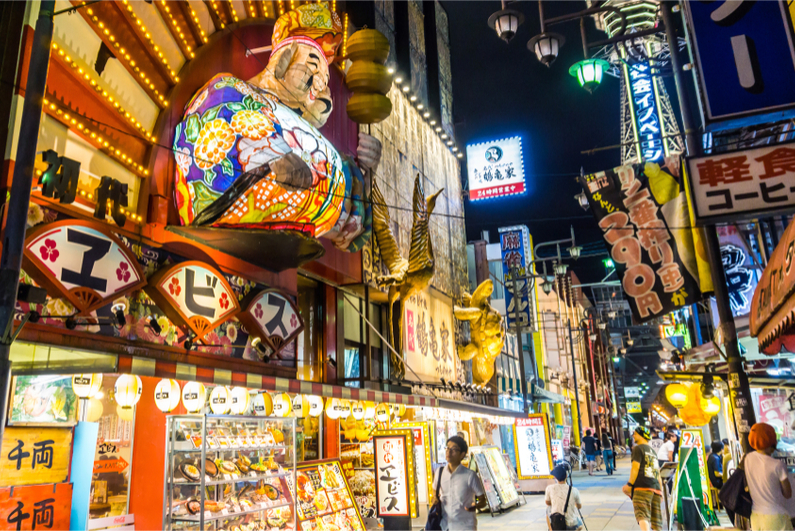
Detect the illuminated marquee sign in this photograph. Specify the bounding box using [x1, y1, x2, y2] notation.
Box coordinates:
[373, 429, 417, 519]
[625, 61, 664, 163]
[145, 261, 240, 343]
[466, 136, 525, 200]
[238, 289, 304, 356]
[22, 220, 146, 315]
[513, 415, 553, 480]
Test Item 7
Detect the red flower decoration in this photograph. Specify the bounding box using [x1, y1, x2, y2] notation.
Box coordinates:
[219, 292, 229, 310]
[168, 277, 181, 296]
[290, 313, 298, 328]
[116, 262, 131, 282]
[39, 238, 59, 263]
[254, 303, 263, 319]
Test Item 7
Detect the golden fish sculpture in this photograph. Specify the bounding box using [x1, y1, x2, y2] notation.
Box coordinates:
[371, 174, 443, 380]
[454, 279, 505, 385]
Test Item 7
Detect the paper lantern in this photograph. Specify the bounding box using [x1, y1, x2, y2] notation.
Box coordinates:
[307, 395, 324, 417]
[347, 93, 392, 124]
[182, 381, 207, 413]
[272, 392, 292, 417]
[72, 374, 103, 398]
[665, 383, 688, 408]
[345, 62, 392, 94]
[252, 392, 273, 416]
[210, 386, 231, 414]
[702, 396, 721, 415]
[114, 375, 142, 409]
[351, 400, 365, 420]
[84, 398, 104, 422]
[154, 379, 181, 413]
[375, 403, 390, 422]
[364, 401, 376, 419]
[397, 403, 406, 418]
[678, 405, 711, 427]
[339, 400, 352, 419]
[292, 394, 310, 418]
[230, 387, 250, 414]
[345, 28, 390, 64]
[326, 398, 342, 419]
[116, 405, 134, 422]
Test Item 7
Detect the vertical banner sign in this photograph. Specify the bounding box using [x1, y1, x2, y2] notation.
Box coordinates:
[580, 164, 703, 323]
[708, 225, 760, 322]
[678, 429, 715, 524]
[373, 430, 418, 519]
[0, 428, 73, 487]
[624, 60, 664, 163]
[498, 225, 537, 332]
[0, 482, 73, 531]
[513, 415, 553, 479]
[466, 137, 525, 200]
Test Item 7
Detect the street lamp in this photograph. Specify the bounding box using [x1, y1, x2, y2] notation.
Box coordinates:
[488, 3, 524, 43]
[569, 58, 611, 93]
[597, 322, 607, 330]
[554, 262, 568, 276]
[574, 191, 590, 211]
[568, 246, 582, 259]
[527, 32, 565, 66]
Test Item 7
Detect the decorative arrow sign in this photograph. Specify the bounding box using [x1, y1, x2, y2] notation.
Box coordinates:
[93, 456, 129, 474]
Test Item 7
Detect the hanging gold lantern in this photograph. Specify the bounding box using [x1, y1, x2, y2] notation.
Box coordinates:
[113, 375, 142, 410]
[72, 374, 103, 398]
[326, 398, 342, 419]
[665, 383, 688, 408]
[229, 387, 250, 414]
[272, 392, 292, 417]
[84, 398, 104, 422]
[702, 395, 721, 416]
[345, 28, 390, 64]
[209, 386, 231, 414]
[345, 62, 392, 94]
[182, 381, 207, 413]
[375, 403, 390, 423]
[347, 93, 393, 124]
[154, 379, 181, 413]
[252, 392, 273, 416]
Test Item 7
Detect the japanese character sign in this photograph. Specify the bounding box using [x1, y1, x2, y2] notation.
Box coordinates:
[625, 61, 663, 163]
[373, 431, 417, 518]
[145, 260, 240, 343]
[687, 143, 795, 224]
[513, 415, 553, 480]
[580, 164, 703, 323]
[238, 289, 304, 356]
[22, 220, 146, 316]
[0, 483, 71, 531]
[0, 428, 72, 487]
[466, 137, 525, 200]
[498, 225, 537, 333]
[403, 290, 455, 383]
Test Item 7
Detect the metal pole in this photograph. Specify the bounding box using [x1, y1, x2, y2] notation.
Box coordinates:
[568, 319, 583, 445]
[0, 1, 55, 441]
[511, 266, 529, 414]
[662, 0, 757, 452]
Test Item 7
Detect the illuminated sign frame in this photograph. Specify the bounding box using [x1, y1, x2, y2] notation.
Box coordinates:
[622, 51, 668, 164]
[466, 136, 525, 201]
[392, 421, 435, 505]
[512, 414, 554, 480]
[373, 428, 418, 519]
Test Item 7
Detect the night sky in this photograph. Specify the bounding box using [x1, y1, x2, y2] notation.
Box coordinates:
[443, 1, 625, 285]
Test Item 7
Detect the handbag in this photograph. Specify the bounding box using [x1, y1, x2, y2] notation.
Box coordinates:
[425, 468, 444, 531]
[719, 455, 752, 519]
[549, 485, 573, 530]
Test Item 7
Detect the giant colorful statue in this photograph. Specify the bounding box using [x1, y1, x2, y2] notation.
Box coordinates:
[173, 2, 381, 255]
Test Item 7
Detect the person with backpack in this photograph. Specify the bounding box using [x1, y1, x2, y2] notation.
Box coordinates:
[622, 427, 663, 531]
[546, 465, 582, 530]
[745, 423, 792, 531]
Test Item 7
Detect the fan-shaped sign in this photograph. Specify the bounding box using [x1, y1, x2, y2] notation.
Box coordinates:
[238, 289, 304, 355]
[22, 220, 146, 315]
[145, 260, 239, 342]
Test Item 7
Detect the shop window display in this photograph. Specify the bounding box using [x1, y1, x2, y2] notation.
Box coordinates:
[339, 411, 376, 519]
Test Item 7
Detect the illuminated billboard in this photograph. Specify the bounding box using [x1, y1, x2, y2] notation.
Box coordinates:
[466, 136, 525, 201]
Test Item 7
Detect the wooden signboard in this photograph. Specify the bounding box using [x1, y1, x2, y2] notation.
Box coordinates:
[0, 482, 72, 530]
[0, 427, 73, 487]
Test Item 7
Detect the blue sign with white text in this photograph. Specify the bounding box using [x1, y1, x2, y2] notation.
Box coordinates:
[498, 226, 533, 332]
[686, 1, 795, 124]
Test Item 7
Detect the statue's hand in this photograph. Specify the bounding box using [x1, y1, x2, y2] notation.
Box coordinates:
[357, 132, 382, 172]
[270, 152, 313, 192]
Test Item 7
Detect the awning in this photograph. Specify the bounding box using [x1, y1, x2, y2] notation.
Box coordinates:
[751, 217, 795, 354]
[531, 382, 566, 404]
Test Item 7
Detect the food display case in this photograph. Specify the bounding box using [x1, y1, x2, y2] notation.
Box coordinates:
[163, 415, 296, 531]
[339, 416, 376, 519]
[295, 459, 366, 531]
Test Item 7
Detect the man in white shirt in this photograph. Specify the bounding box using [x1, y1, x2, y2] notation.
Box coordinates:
[546, 465, 582, 530]
[430, 436, 486, 530]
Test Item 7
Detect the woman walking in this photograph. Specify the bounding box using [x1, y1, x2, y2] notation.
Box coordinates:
[602, 431, 614, 476]
[745, 423, 792, 531]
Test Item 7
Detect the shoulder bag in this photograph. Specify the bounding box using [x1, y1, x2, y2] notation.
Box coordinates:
[425, 468, 444, 531]
[719, 454, 752, 519]
[549, 485, 573, 531]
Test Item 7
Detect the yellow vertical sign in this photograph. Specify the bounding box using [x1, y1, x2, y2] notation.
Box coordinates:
[0, 427, 73, 486]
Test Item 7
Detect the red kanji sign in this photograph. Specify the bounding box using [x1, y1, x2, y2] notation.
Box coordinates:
[93, 456, 128, 474]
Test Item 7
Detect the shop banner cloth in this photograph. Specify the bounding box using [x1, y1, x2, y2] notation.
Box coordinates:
[580, 161, 707, 323]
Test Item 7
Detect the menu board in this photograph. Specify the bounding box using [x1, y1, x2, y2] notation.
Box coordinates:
[513, 415, 554, 479]
[469, 453, 501, 513]
[392, 421, 434, 505]
[295, 459, 365, 531]
[482, 446, 520, 508]
[373, 429, 418, 519]
[502, 453, 522, 493]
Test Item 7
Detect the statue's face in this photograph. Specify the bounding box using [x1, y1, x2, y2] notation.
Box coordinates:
[269, 43, 333, 128]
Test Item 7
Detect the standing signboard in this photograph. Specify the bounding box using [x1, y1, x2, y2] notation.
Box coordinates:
[686, 143, 795, 226]
[513, 415, 554, 479]
[466, 137, 525, 201]
[477, 446, 520, 509]
[677, 429, 717, 526]
[498, 225, 537, 333]
[469, 453, 502, 514]
[373, 429, 418, 519]
[392, 422, 434, 505]
[684, 1, 795, 128]
[0, 482, 73, 530]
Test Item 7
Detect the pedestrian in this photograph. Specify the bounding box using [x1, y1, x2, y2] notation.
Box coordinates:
[430, 435, 487, 531]
[648, 429, 664, 456]
[745, 423, 792, 531]
[622, 427, 663, 531]
[582, 429, 598, 476]
[707, 440, 724, 490]
[722, 438, 732, 484]
[602, 431, 614, 476]
[546, 465, 582, 530]
[609, 433, 617, 470]
[657, 431, 676, 468]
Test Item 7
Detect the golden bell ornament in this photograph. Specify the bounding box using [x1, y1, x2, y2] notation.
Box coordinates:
[345, 62, 392, 95]
[347, 93, 392, 124]
[345, 28, 390, 64]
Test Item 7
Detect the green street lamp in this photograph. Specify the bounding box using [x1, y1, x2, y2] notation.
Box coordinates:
[569, 58, 610, 92]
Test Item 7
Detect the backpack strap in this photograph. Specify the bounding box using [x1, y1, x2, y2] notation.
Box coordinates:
[563, 485, 572, 514]
[435, 467, 443, 500]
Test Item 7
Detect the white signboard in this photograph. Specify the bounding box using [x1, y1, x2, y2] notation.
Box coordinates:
[403, 288, 455, 382]
[687, 143, 795, 225]
[513, 415, 553, 479]
[374, 436, 409, 517]
[466, 136, 525, 201]
[624, 387, 640, 398]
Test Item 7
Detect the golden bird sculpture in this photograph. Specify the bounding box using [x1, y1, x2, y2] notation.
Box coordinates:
[371, 174, 443, 380]
[454, 279, 505, 385]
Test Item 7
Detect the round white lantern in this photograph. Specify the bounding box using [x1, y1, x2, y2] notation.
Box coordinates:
[292, 394, 310, 418]
[113, 375, 142, 410]
[182, 381, 207, 413]
[351, 400, 365, 420]
[272, 392, 292, 417]
[339, 399, 351, 419]
[230, 387, 250, 414]
[209, 386, 231, 414]
[326, 398, 342, 419]
[252, 392, 273, 416]
[154, 379, 181, 413]
[116, 404, 134, 422]
[84, 398, 104, 422]
[375, 403, 390, 423]
[307, 395, 324, 417]
[72, 374, 103, 398]
[364, 401, 376, 419]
